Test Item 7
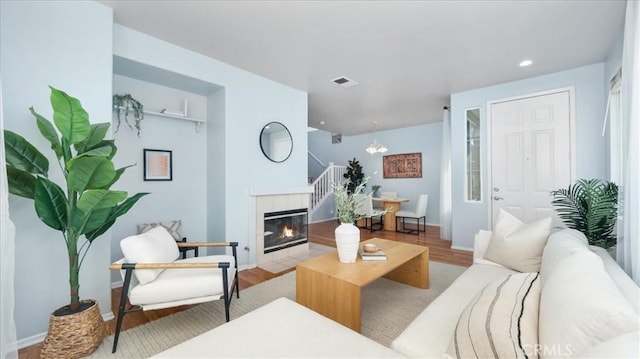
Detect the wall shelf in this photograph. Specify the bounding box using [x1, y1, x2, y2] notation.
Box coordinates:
[114, 106, 206, 133]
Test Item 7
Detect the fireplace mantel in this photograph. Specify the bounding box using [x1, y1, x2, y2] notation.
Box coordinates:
[250, 186, 313, 196]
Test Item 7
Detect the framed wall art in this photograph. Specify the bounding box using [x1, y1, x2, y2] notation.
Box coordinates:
[143, 149, 173, 181]
[383, 152, 422, 178]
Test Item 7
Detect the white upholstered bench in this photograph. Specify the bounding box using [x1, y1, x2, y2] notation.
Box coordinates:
[152, 297, 402, 358]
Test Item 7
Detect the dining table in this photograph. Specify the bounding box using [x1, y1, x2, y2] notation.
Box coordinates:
[372, 197, 409, 231]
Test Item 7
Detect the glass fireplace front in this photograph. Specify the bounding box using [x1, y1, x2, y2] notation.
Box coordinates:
[263, 208, 308, 253]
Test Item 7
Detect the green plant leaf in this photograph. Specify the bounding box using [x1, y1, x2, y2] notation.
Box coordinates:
[34, 177, 67, 231]
[30, 107, 63, 159]
[4, 130, 49, 175]
[75, 145, 113, 159]
[67, 157, 115, 192]
[74, 123, 110, 154]
[50, 86, 91, 145]
[70, 206, 110, 236]
[104, 164, 134, 188]
[6, 166, 36, 199]
[72, 189, 127, 234]
[85, 192, 149, 241]
[77, 190, 127, 211]
[550, 178, 618, 248]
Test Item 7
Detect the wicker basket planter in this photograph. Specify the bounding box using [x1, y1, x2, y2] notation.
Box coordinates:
[40, 300, 106, 359]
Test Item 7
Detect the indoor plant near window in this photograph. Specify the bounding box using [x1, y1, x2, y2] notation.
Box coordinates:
[4, 87, 148, 358]
[112, 93, 144, 137]
[332, 177, 369, 263]
[550, 178, 619, 249]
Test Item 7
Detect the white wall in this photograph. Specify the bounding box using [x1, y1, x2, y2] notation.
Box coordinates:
[0, 0, 113, 342]
[113, 25, 308, 266]
[308, 122, 443, 224]
[110, 75, 209, 281]
[450, 63, 607, 249]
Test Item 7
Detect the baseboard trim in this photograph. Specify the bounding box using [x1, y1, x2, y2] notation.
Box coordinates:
[451, 245, 473, 252]
[239, 263, 256, 271]
[17, 311, 115, 349]
[17, 332, 46, 350]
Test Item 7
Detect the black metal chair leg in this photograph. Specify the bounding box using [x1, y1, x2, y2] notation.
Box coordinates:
[222, 267, 230, 322]
[235, 273, 240, 298]
[112, 267, 134, 353]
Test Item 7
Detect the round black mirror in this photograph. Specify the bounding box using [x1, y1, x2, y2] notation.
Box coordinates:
[260, 122, 292, 163]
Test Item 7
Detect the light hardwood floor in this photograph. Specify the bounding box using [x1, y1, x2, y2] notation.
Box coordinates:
[18, 220, 471, 358]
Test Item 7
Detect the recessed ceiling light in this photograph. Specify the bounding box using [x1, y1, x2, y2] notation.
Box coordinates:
[519, 59, 533, 67]
[320, 121, 325, 125]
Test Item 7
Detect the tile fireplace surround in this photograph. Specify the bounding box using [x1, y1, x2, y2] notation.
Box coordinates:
[251, 186, 313, 266]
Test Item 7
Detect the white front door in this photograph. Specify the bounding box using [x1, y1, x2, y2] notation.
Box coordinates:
[490, 90, 572, 226]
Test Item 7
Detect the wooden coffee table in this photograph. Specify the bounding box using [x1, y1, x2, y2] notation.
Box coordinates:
[296, 238, 429, 332]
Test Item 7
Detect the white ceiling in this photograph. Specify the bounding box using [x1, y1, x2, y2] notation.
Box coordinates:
[100, 0, 626, 136]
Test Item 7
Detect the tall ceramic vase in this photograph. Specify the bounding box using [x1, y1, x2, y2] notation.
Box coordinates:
[335, 222, 360, 263]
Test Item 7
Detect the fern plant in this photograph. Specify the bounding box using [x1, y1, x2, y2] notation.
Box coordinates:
[550, 179, 619, 249]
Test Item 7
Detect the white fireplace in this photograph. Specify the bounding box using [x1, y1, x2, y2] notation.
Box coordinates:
[251, 186, 313, 265]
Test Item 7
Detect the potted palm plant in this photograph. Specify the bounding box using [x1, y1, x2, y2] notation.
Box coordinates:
[4, 86, 148, 358]
[550, 179, 619, 249]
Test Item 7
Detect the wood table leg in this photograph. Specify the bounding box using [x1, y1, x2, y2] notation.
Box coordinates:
[383, 201, 401, 231]
[296, 265, 362, 332]
[383, 247, 429, 289]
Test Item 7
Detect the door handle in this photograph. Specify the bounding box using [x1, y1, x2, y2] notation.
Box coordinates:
[493, 196, 504, 201]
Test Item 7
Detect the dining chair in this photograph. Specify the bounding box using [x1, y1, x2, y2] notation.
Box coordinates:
[354, 194, 385, 232]
[395, 194, 429, 234]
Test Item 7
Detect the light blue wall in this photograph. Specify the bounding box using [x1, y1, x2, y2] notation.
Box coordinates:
[113, 25, 308, 266]
[308, 122, 443, 225]
[450, 63, 606, 249]
[110, 75, 209, 281]
[1, 1, 113, 341]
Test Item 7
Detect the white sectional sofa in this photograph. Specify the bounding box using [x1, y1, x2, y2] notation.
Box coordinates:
[392, 229, 640, 358]
[153, 229, 640, 358]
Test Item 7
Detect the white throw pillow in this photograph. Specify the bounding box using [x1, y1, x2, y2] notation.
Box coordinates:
[473, 230, 506, 267]
[539, 250, 640, 357]
[138, 220, 182, 241]
[539, 229, 589, 287]
[484, 209, 552, 272]
[120, 226, 180, 285]
[447, 272, 541, 359]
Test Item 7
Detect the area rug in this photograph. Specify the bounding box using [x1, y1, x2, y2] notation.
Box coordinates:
[89, 261, 466, 358]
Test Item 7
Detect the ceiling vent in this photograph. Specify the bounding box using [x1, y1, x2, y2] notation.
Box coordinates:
[331, 76, 358, 88]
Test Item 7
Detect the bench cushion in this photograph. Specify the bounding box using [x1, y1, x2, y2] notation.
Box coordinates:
[129, 255, 235, 309]
[152, 297, 402, 358]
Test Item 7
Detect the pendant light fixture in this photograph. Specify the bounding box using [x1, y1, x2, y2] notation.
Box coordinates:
[365, 121, 388, 154]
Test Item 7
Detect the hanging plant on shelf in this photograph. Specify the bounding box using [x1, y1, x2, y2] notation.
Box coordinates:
[112, 94, 144, 137]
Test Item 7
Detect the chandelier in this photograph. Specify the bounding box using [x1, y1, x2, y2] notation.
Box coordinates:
[365, 121, 388, 154]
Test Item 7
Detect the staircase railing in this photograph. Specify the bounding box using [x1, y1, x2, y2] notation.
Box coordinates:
[310, 163, 347, 213]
